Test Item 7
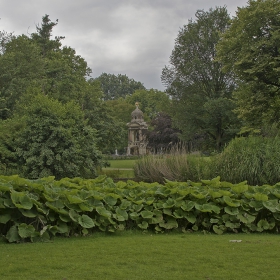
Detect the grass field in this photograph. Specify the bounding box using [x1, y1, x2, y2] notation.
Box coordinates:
[0, 232, 279, 280]
[99, 159, 136, 178]
[108, 159, 136, 169]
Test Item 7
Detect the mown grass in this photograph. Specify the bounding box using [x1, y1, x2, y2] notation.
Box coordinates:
[0, 232, 279, 280]
[108, 159, 136, 169]
[100, 168, 135, 178]
[99, 159, 136, 178]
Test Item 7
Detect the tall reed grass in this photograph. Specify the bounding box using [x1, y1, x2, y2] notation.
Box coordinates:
[135, 135, 280, 185]
[134, 151, 211, 183]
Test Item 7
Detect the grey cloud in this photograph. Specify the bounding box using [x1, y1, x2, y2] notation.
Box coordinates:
[1, 0, 248, 90]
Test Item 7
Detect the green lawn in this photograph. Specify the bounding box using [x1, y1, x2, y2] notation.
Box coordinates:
[0, 232, 279, 280]
[108, 159, 136, 169]
[100, 159, 136, 178]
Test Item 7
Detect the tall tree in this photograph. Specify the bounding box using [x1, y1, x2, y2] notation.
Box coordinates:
[93, 73, 145, 100]
[216, 0, 280, 129]
[162, 7, 239, 150]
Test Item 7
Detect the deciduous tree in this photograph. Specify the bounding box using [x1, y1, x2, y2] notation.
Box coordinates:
[216, 0, 280, 129]
[162, 7, 239, 150]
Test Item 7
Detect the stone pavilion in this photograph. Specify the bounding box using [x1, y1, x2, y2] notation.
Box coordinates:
[127, 102, 148, 155]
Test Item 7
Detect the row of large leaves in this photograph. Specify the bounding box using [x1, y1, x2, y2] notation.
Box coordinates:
[0, 175, 280, 242]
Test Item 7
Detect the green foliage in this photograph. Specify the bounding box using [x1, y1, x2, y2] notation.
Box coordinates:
[93, 73, 145, 100]
[125, 89, 170, 120]
[15, 93, 102, 179]
[2, 174, 280, 243]
[162, 7, 240, 150]
[213, 135, 280, 185]
[134, 152, 211, 183]
[216, 0, 280, 128]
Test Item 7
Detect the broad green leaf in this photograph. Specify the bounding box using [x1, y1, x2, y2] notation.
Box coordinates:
[231, 182, 248, 193]
[130, 212, 140, 220]
[57, 221, 69, 233]
[79, 203, 93, 212]
[59, 214, 71, 222]
[223, 196, 240, 207]
[66, 194, 85, 204]
[257, 219, 269, 230]
[145, 197, 155, 205]
[210, 218, 219, 224]
[19, 208, 37, 218]
[6, 225, 20, 243]
[181, 201, 195, 211]
[96, 206, 112, 218]
[78, 215, 95, 228]
[237, 213, 255, 224]
[263, 200, 279, 212]
[225, 221, 240, 229]
[0, 213, 11, 224]
[254, 193, 268, 201]
[159, 217, 178, 229]
[114, 207, 128, 221]
[184, 212, 196, 224]
[209, 191, 223, 198]
[0, 183, 12, 192]
[249, 201, 263, 211]
[224, 206, 239, 215]
[11, 191, 33, 210]
[103, 195, 117, 206]
[140, 210, 153, 219]
[191, 191, 207, 199]
[192, 224, 199, 231]
[119, 200, 131, 209]
[69, 209, 80, 222]
[162, 198, 175, 208]
[195, 203, 221, 214]
[213, 225, 224, 235]
[46, 201, 68, 215]
[137, 221, 149, 229]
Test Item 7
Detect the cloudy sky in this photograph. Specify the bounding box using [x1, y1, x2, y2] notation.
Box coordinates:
[1, 0, 248, 90]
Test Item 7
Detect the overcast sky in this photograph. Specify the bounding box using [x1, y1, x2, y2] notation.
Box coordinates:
[1, 0, 248, 90]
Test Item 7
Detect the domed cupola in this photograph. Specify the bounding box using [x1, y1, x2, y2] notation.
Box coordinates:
[126, 102, 148, 156]
[131, 102, 144, 122]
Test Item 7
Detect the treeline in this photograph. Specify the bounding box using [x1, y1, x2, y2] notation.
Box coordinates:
[1, 0, 280, 179]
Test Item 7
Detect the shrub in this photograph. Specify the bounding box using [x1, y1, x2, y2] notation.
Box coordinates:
[213, 136, 280, 185]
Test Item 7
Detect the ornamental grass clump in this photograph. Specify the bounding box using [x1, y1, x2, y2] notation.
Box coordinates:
[134, 150, 212, 183]
[213, 135, 280, 185]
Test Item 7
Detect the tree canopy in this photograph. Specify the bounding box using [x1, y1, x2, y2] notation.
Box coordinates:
[216, 0, 280, 129]
[93, 73, 145, 100]
[162, 7, 239, 150]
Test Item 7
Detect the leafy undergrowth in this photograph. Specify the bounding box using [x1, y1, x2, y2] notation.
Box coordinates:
[0, 232, 279, 280]
[0, 175, 280, 243]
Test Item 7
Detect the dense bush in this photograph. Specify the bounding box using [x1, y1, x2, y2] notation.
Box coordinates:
[1, 175, 280, 243]
[213, 136, 280, 185]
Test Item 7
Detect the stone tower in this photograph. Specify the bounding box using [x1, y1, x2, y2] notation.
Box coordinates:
[127, 102, 148, 155]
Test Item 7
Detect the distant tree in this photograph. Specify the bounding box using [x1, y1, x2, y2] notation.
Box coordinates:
[0, 29, 14, 54]
[125, 89, 170, 120]
[145, 113, 181, 153]
[93, 73, 145, 100]
[162, 7, 239, 150]
[216, 0, 280, 129]
[0, 15, 92, 119]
